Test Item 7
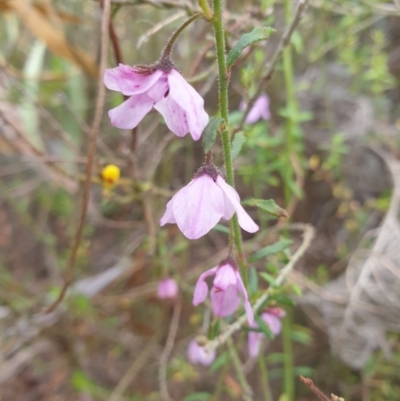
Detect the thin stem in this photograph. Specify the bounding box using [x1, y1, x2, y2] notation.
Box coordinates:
[198, 0, 213, 20]
[258, 354, 273, 401]
[283, 311, 294, 401]
[161, 12, 205, 59]
[227, 339, 254, 401]
[43, 0, 111, 313]
[282, 0, 298, 205]
[212, 0, 247, 285]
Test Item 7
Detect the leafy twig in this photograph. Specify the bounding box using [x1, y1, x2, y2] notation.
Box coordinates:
[205, 224, 315, 352]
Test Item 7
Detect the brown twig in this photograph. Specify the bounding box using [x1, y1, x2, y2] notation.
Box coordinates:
[43, 0, 111, 313]
[159, 302, 182, 401]
[300, 376, 331, 401]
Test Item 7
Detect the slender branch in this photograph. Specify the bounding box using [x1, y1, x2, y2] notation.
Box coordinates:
[198, 0, 213, 20]
[299, 376, 331, 401]
[43, 0, 111, 313]
[227, 339, 254, 401]
[238, 0, 309, 131]
[161, 12, 205, 59]
[159, 302, 182, 401]
[205, 224, 315, 352]
[110, 334, 160, 401]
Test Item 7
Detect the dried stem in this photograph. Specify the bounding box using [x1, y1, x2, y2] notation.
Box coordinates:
[300, 376, 331, 401]
[159, 302, 182, 401]
[227, 339, 254, 401]
[43, 0, 111, 313]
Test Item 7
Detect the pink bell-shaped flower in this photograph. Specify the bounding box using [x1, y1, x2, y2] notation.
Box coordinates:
[159, 164, 259, 240]
[157, 278, 179, 300]
[104, 60, 208, 140]
[193, 258, 254, 324]
[248, 307, 286, 358]
[187, 339, 216, 366]
[240, 94, 270, 124]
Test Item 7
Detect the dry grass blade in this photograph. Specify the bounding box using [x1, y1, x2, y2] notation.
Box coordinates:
[5, 0, 98, 76]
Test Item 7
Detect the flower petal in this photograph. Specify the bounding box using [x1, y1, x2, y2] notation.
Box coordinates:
[104, 64, 163, 96]
[153, 95, 190, 137]
[262, 313, 282, 336]
[216, 176, 259, 233]
[173, 175, 224, 240]
[210, 285, 241, 317]
[213, 263, 237, 291]
[166, 70, 209, 140]
[187, 340, 216, 366]
[235, 270, 254, 324]
[159, 199, 176, 225]
[108, 93, 154, 129]
[193, 266, 218, 306]
[248, 331, 263, 358]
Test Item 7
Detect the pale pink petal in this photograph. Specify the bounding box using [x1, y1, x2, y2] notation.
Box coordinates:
[240, 94, 270, 124]
[187, 340, 216, 366]
[213, 263, 237, 291]
[157, 278, 179, 299]
[266, 307, 286, 318]
[165, 70, 209, 140]
[222, 186, 238, 220]
[104, 64, 163, 96]
[159, 199, 176, 225]
[108, 93, 154, 129]
[235, 270, 254, 324]
[193, 266, 218, 306]
[261, 313, 282, 336]
[248, 331, 263, 358]
[210, 285, 241, 317]
[153, 96, 190, 137]
[216, 176, 259, 233]
[173, 175, 224, 240]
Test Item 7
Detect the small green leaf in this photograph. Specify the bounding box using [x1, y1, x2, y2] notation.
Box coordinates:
[249, 266, 259, 295]
[183, 393, 212, 401]
[259, 272, 278, 287]
[210, 351, 229, 373]
[212, 223, 230, 234]
[231, 132, 246, 161]
[249, 238, 292, 263]
[242, 198, 289, 218]
[290, 283, 303, 297]
[202, 116, 223, 153]
[227, 26, 276, 68]
[255, 315, 274, 339]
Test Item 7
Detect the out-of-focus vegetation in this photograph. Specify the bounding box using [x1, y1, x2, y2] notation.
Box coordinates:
[0, 0, 400, 400]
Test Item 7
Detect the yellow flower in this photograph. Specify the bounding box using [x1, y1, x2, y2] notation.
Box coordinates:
[101, 164, 120, 187]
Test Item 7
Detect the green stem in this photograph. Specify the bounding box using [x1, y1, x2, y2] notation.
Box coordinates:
[161, 12, 204, 59]
[212, 0, 247, 285]
[282, 0, 297, 205]
[227, 339, 253, 401]
[282, 311, 294, 401]
[258, 354, 273, 401]
[198, 0, 213, 20]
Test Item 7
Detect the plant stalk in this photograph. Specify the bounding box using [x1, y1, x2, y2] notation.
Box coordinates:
[212, 0, 247, 285]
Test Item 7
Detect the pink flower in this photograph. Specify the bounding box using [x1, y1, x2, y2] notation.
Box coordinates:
[187, 339, 216, 366]
[193, 259, 254, 324]
[240, 94, 270, 124]
[157, 278, 179, 300]
[248, 307, 286, 357]
[104, 63, 208, 140]
[159, 164, 259, 240]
